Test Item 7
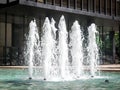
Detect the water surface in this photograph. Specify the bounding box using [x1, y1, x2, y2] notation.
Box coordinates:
[0, 69, 120, 90]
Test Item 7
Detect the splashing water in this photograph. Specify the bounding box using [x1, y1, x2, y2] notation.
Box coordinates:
[69, 20, 84, 78]
[87, 23, 99, 76]
[25, 16, 99, 81]
[41, 17, 57, 80]
[58, 15, 70, 79]
[25, 20, 40, 78]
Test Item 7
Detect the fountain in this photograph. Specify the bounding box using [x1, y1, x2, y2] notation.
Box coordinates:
[25, 15, 99, 81]
[1, 15, 120, 90]
[24, 19, 40, 79]
[69, 20, 84, 78]
[87, 23, 99, 77]
[57, 15, 70, 79]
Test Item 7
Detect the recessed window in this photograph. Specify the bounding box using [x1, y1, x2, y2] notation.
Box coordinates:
[37, 0, 44, 3]
[101, 0, 105, 14]
[117, 0, 120, 16]
[55, 0, 61, 6]
[107, 0, 111, 15]
[62, 0, 68, 7]
[83, 0, 88, 11]
[96, 0, 100, 13]
[77, 0, 81, 9]
[112, 0, 116, 16]
[46, 0, 52, 4]
[70, 0, 75, 9]
[89, 0, 94, 12]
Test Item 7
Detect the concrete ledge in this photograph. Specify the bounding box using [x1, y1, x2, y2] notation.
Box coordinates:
[0, 64, 120, 71]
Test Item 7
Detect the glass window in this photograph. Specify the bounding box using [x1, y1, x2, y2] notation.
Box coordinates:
[62, 0, 68, 7]
[0, 14, 13, 65]
[101, 0, 105, 14]
[96, 0, 100, 13]
[9, 0, 17, 2]
[90, 0, 94, 12]
[107, 0, 111, 15]
[37, 0, 44, 3]
[70, 0, 75, 9]
[117, 0, 120, 16]
[112, 0, 116, 16]
[83, 0, 88, 10]
[0, 22, 5, 46]
[46, 0, 52, 4]
[55, 0, 60, 6]
[115, 30, 120, 63]
[102, 27, 114, 64]
[96, 26, 104, 64]
[12, 16, 25, 47]
[77, 0, 81, 9]
[28, 0, 36, 2]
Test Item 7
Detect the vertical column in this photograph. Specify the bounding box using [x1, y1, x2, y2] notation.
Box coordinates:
[67, 0, 70, 8]
[93, 0, 96, 13]
[74, 0, 77, 9]
[52, 0, 55, 5]
[115, 0, 117, 16]
[7, 0, 9, 3]
[99, 0, 101, 13]
[81, 0, 83, 10]
[4, 13, 7, 65]
[60, 0, 62, 6]
[87, 0, 90, 11]
[44, 0, 47, 4]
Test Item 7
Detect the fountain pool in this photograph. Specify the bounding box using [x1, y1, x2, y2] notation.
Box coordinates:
[0, 68, 120, 90]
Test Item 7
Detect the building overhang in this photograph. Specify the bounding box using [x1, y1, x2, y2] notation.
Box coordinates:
[0, 0, 120, 22]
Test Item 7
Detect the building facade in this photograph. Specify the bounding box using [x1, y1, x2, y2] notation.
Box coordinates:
[0, 0, 120, 65]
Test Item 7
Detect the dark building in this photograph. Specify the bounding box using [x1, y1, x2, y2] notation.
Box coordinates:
[0, 0, 120, 65]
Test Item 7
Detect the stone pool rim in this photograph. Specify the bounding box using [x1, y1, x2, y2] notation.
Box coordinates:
[0, 64, 120, 72]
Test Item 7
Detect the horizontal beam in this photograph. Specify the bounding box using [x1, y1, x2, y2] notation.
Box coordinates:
[19, 0, 120, 21]
[1, 0, 120, 21]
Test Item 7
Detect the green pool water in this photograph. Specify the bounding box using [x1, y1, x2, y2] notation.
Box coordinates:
[0, 69, 120, 90]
